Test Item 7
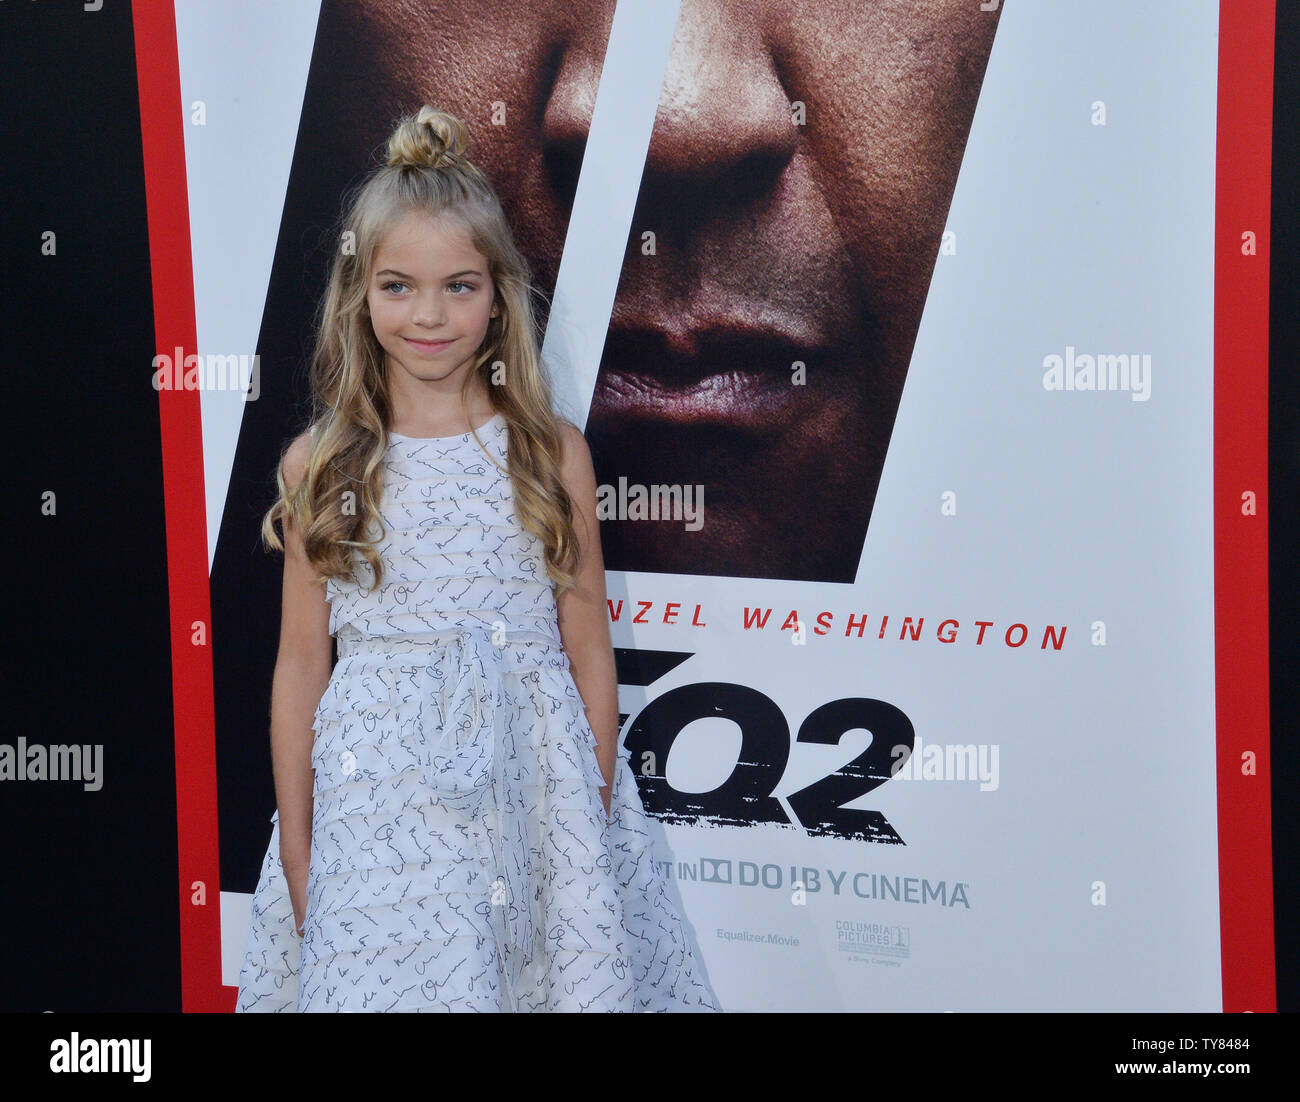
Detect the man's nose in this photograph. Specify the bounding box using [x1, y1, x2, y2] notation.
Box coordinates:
[541, 2, 796, 208]
[641, 8, 797, 198]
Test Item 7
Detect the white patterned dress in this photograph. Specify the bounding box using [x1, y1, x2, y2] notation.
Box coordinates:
[235, 411, 720, 1012]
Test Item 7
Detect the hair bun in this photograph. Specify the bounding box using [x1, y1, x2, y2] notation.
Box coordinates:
[386, 106, 470, 171]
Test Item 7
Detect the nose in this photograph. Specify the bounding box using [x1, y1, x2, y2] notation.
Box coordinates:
[410, 287, 446, 328]
[641, 8, 798, 203]
[540, 3, 796, 215]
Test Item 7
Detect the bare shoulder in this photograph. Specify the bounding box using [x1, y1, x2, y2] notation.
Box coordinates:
[282, 430, 314, 494]
[555, 420, 593, 480]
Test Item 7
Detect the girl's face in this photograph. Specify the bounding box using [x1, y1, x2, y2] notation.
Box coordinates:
[366, 210, 498, 397]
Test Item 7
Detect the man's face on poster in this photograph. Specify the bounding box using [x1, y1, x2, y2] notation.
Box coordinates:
[331, 0, 1002, 581]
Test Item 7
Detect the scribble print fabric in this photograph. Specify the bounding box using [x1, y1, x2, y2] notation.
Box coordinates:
[235, 412, 720, 1012]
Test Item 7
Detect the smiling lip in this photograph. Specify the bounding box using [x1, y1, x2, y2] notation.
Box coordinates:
[404, 336, 455, 353]
[593, 322, 835, 435]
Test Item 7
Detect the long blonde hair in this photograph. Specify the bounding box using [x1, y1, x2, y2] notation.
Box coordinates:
[261, 105, 579, 593]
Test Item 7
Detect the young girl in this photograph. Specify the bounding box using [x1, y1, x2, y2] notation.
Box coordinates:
[234, 106, 719, 1013]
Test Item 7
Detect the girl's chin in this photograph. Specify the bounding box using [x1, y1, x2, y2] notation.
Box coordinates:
[386, 355, 473, 383]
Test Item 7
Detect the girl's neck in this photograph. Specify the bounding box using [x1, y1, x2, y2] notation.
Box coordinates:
[389, 386, 495, 438]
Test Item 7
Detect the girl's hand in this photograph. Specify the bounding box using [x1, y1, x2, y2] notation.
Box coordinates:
[281, 847, 310, 936]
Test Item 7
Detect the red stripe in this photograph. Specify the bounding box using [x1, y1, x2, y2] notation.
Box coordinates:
[131, 1, 227, 1012]
[1214, 0, 1276, 1011]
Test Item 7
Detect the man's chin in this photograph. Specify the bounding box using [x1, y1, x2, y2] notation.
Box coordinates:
[598, 512, 807, 582]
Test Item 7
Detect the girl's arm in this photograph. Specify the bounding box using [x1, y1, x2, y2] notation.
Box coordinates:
[554, 424, 620, 819]
[271, 433, 334, 900]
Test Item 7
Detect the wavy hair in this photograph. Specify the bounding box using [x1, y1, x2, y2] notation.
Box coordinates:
[261, 105, 579, 594]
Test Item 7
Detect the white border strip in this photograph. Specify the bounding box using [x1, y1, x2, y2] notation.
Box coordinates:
[541, 0, 682, 429]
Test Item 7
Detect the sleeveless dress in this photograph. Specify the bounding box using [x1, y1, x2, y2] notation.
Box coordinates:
[235, 411, 720, 1012]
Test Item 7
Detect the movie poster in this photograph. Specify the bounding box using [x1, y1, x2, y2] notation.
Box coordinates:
[185, 0, 1227, 1010]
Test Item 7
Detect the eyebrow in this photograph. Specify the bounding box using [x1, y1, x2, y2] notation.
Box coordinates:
[374, 268, 483, 280]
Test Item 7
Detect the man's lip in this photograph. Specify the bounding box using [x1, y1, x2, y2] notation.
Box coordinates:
[609, 320, 834, 369]
[593, 322, 834, 432]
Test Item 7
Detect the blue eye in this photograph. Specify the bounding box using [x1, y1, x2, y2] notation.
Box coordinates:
[380, 279, 475, 294]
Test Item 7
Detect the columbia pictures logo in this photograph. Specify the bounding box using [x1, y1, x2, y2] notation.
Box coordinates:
[836, 920, 911, 964]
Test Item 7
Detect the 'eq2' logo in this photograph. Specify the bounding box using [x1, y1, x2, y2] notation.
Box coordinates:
[617, 649, 915, 844]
